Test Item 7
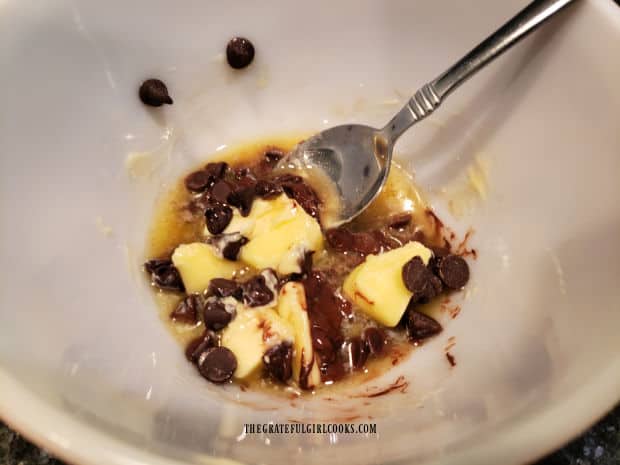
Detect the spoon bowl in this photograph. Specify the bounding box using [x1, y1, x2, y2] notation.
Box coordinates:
[282, 124, 390, 226]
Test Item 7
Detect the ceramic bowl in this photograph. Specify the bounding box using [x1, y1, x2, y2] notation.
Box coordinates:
[1, 1, 619, 464]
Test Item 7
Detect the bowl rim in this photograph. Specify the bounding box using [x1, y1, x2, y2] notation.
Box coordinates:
[1, 0, 619, 464]
[2, 358, 620, 465]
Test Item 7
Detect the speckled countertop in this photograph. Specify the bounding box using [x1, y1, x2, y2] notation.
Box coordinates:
[1, 403, 619, 465]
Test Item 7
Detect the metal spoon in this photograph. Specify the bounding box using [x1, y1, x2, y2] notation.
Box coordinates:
[280, 0, 575, 227]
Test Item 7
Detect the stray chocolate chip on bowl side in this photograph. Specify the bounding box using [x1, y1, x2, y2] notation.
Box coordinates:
[226, 37, 255, 69]
[139, 79, 173, 106]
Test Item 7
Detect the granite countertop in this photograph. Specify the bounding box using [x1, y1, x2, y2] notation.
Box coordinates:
[1, 403, 619, 465]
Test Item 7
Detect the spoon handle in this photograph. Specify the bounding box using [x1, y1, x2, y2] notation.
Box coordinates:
[384, 0, 576, 142]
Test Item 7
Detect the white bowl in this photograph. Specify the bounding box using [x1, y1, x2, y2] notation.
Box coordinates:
[1, 0, 619, 464]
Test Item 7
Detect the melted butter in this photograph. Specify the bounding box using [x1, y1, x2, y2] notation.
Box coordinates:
[355, 159, 437, 239]
[147, 183, 200, 259]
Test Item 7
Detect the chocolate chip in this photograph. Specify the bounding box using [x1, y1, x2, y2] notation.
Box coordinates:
[203, 299, 233, 331]
[185, 331, 217, 362]
[263, 342, 293, 383]
[197, 347, 237, 383]
[402, 256, 443, 303]
[325, 228, 380, 255]
[184, 170, 211, 193]
[207, 278, 242, 300]
[205, 162, 228, 181]
[227, 185, 255, 216]
[171, 294, 202, 324]
[205, 202, 233, 234]
[255, 149, 285, 176]
[346, 337, 368, 370]
[226, 37, 255, 69]
[406, 310, 442, 342]
[389, 213, 412, 229]
[144, 258, 171, 274]
[144, 259, 185, 292]
[363, 328, 386, 355]
[264, 149, 284, 165]
[222, 236, 248, 261]
[255, 180, 282, 199]
[402, 256, 430, 294]
[279, 180, 321, 220]
[325, 228, 355, 252]
[139, 79, 173, 106]
[438, 255, 470, 289]
[210, 180, 233, 203]
[241, 274, 274, 307]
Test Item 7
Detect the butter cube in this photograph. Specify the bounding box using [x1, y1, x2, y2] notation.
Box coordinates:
[213, 194, 323, 275]
[241, 211, 322, 274]
[343, 241, 432, 327]
[171, 243, 245, 294]
[277, 282, 321, 389]
[221, 308, 294, 379]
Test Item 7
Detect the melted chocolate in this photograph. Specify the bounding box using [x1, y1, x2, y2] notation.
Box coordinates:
[302, 271, 352, 380]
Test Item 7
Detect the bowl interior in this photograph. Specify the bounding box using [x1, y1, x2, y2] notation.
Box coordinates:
[1, 1, 619, 464]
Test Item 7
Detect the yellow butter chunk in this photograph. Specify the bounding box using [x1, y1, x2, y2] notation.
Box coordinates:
[213, 194, 323, 275]
[277, 282, 321, 389]
[222, 198, 276, 237]
[343, 241, 432, 327]
[171, 243, 245, 294]
[221, 308, 294, 379]
[241, 212, 322, 274]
